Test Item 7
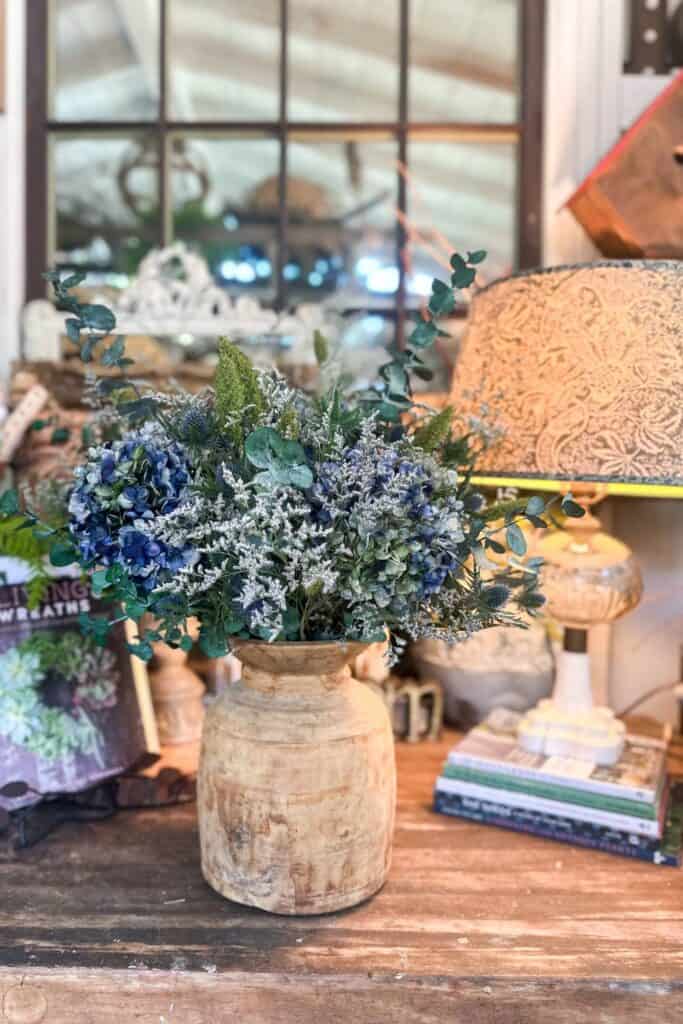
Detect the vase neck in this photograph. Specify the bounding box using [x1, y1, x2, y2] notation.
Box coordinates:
[240, 661, 353, 698]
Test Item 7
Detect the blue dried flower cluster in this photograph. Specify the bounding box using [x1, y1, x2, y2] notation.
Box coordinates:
[313, 447, 463, 603]
[68, 428, 194, 591]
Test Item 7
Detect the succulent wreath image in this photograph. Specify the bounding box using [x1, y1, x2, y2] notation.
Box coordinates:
[0, 631, 120, 762]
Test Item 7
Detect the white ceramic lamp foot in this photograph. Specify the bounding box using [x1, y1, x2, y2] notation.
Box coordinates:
[518, 638, 625, 766]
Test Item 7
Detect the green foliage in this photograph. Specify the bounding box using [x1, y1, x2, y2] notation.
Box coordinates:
[45, 270, 120, 364]
[214, 337, 265, 444]
[0, 489, 20, 516]
[0, 516, 52, 609]
[361, 250, 484, 426]
[410, 321, 438, 349]
[44, 271, 159, 433]
[450, 252, 477, 289]
[413, 405, 454, 453]
[277, 403, 300, 440]
[199, 623, 231, 658]
[115, 396, 159, 422]
[126, 638, 154, 662]
[49, 541, 78, 568]
[313, 329, 329, 366]
[505, 522, 526, 556]
[475, 488, 586, 562]
[562, 495, 585, 517]
[525, 495, 545, 516]
[79, 613, 112, 647]
[428, 279, 456, 317]
[245, 427, 313, 490]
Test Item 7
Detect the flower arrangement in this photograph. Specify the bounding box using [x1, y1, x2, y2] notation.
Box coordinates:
[0, 252, 582, 663]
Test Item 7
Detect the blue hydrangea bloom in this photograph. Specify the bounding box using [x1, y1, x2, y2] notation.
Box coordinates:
[68, 430, 194, 591]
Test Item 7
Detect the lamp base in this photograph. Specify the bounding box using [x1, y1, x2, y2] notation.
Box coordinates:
[517, 699, 625, 766]
[517, 624, 626, 767]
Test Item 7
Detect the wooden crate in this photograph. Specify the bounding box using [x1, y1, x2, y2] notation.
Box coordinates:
[568, 70, 683, 257]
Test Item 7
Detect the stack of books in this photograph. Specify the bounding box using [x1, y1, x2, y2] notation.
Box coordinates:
[433, 709, 683, 866]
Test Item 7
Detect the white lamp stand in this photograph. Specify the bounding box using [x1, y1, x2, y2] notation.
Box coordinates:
[517, 628, 626, 766]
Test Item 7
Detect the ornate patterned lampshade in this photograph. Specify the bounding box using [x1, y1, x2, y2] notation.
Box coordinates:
[450, 260, 683, 765]
[451, 260, 683, 498]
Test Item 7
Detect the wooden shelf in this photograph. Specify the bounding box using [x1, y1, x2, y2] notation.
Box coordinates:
[1, 730, 682, 1023]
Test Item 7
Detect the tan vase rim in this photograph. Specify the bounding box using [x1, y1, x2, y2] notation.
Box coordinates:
[229, 638, 370, 650]
[230, 637, 371, 674]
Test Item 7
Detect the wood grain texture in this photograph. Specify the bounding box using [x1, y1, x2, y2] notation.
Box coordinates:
[0, 729, 681, 1023]
[566, 72, 683, 258]
[198, 641, 396, 914]
[0, 969, 681, 1024]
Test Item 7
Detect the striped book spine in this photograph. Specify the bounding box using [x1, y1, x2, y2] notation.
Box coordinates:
[441, 763, 659, 819]
[434, 776, 665, 838]
[433, 787, 682, 867]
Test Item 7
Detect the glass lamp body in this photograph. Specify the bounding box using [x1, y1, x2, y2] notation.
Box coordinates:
[537, 518, 643, 629]
[518, 514, 643, 766]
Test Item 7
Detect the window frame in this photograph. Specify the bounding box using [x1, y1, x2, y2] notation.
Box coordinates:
[25, 0, 545, 341]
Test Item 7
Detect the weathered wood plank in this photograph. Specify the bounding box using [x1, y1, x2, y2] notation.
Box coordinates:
[0, 730, 681, 1022]
[0, 969, 681, 1024]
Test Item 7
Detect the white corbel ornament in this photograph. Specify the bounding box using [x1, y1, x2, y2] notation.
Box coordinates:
[22, 243, 333, 360]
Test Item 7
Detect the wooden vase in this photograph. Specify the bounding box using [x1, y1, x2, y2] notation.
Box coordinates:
[149, 624, 205, 746]
[198, 640, 396, 915]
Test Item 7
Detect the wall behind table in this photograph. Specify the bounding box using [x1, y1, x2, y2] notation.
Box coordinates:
[609, 500, 682, 723]
[544, 0, 680, 724]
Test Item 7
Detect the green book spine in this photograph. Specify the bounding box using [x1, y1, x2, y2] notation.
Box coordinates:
[441, 764, 660, 819]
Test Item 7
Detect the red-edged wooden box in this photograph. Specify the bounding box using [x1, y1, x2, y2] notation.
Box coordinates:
[568, 70, 683, 257]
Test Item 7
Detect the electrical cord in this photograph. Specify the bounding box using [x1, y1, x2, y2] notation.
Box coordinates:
[617, 682, 683, 718]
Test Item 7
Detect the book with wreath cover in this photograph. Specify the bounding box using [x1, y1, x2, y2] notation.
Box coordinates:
[0, 566, 159, 810]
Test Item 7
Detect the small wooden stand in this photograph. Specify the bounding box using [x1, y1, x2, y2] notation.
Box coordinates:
[382, 676, 443, 742]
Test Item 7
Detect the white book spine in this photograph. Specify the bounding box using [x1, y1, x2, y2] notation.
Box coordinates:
[446, 751, 657, 805]
[435, 777, 662, 838]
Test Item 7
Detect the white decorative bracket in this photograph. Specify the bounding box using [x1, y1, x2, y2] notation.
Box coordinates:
[22, 242, 338, 362]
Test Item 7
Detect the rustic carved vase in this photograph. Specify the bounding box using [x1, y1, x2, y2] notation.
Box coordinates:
[148, 616, 205, 745]
[198, 640, 396, 915]
[149, 640, 206, 745]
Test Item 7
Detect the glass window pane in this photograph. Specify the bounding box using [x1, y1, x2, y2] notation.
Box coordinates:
[409, 0, 518, 122]
[168, 1, 280, 121]
[288, 2, 399, 121]
[171, 137, 281, 302]
[52, 135, 161, 289]
[336, 313, 394, 390]
[405, 140, 516, 303]
[283, 140, 397, 307]
[52, 0, 160, 121]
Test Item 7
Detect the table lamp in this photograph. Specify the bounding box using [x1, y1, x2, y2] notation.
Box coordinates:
[451, 260, 683, 765]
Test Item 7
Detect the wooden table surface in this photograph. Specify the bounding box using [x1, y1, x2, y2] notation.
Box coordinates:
[1, 730, 682, 1023]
